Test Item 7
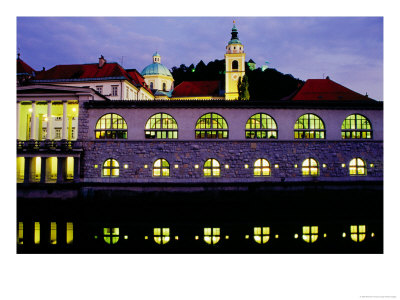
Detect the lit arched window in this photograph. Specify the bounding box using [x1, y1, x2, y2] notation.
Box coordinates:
[104, 227, 119, 244]
[302, 226, 318, 243]
[232, 60, 238, 70]
[341, 114, 372, 139]
[153, 158, 170, 177]
[302, 158, 319, 176]
[350, 225, 366, 242]
[204, 228, 220, 245]
[145, 113, 178, 139]
[254, 159, 271, 176]
[154, 228, 170, 245]
[195, 113, 228, 139]
[349, 158, 367, 176]
[95, 113, 127, 139]
[294, 113, 325, 139]
[203, 159, 220, 177]
[245, 113, 278, 139]
[102, 159, 119, 177]
[254, 227, 270, 244]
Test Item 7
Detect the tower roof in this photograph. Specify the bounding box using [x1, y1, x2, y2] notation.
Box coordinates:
[228, 21, 242, 45]
[141, 63, 173, 77]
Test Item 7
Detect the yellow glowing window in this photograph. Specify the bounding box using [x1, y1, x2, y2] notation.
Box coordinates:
[154, 228, 170, 245]
[66, 222, 73, 244]
[30, 157, 41, 182]
[45, 157, 58, 183]
[341, 114, 372, 139]
[204, 159, 220, 177]
[17, 157, 25, 183]
[34, 222, 40, 244]
[145, 113, 178, 139]
[254, 159, 271, 176]
[350, 225, 366, 242]
[17, 222, 23, 245]
[245, 113, 278, 139]
[204, 228, 220, 245]
[294, 114, 325, 139]
[302, 158, 319, 176]
[95, 113, 127, 139]
[104, 227, 119, 244]
[66, 157, 74, 180]
[102, 159, 119, 177]
[153, 159, 170, 177]
[195, 113, 228, 139]
[50, 222, 57, 245]
[302, 226, 318, 243]
[253, 227, 270, 244]
[349, 158, 367, 176]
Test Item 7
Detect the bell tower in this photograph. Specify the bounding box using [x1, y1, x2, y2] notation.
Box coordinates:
[225, 21, 246, 100]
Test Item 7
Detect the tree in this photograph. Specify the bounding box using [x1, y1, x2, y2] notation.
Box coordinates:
[238, 74, 250, 100]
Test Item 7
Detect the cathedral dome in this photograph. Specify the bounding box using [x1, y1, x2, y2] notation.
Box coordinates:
[141, 52, 173, 77]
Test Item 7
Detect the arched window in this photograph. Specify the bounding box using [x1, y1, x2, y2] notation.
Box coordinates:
[95, 113, 127, 139]
[350, 225, 366, 242]
[232, 60, 238, 70]
[204, 228, 220, 245]
[341, 114, 372, 139]
[302, 158, 319, 176]
[153, 158, 170, 177]
[254, 227, 270, 244]
[294, 113, 325, 139]
[302, 226, 318, 243]
[203, 158, 220, 177]
[102, 158, 119, 177]
[245, 113, 278, 139]
[154, 228, 170, 245]
[104, 227, 119, 244]
[195, 113, 228, 139]
[254, 159, 271, 176]
[145, 113, 178, 139]
[349, 158, 367, 176]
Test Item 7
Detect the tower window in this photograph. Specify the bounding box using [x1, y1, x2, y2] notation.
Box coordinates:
[341, 114, 372, 139]
[232, 60, 239, 70]
[195, 113, 228, 139]
[145, 113, 178, 139]
[95, 113, 127, 139]
[245, 113, 278, 139]
[294, 113, 325, 139]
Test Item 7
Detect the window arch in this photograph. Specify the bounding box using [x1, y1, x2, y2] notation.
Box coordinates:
[95, 113, 127, 139]
[341, 114, 372, 139]
[349, 158, 367, 176]
[153, 158, 170, 177]
[245, 113, 278, 139]
[294, 113, 325, 139]
[145, 113, 178, 139]
[102, 158, 119, 177]
[232, 60, 238, 70]
[254, 159, 271, 176]
[203, 158, 220, 177]
[195, 113, 228, 139]
[302, 158, 319, 176]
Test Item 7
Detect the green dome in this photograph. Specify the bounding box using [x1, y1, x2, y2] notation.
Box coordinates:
[141, 63, 172, 77]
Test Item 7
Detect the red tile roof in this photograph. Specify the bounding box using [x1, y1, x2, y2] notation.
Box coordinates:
[292, 78, 371, 101]
[172, 80, 221, 97]
[17, 58, 36, 75]
[126, 69, 152, 94]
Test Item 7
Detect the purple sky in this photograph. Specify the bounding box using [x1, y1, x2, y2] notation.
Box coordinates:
[17, 17, 383, 100]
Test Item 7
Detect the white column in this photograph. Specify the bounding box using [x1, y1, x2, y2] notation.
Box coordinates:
[30, 102, 36, 140]
[46, 101, 52, 140]
[62, 101, 68, 140]
[16, 102, 21, 140]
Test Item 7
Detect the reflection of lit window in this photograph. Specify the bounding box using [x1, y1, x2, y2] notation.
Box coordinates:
[154, 228, 170, 245]
[302, 226, 318, 243]
[245, 113, 278, 139]
[204, 159, 220, 177]
[95, 113, 127, 139]
[204, 228, 220, 245]
[254, 159, 271, 176]
[145, 113, 178, 139]
[102, 159, 119, 177]
[104, 228, 119, 244]
[195, 113, 228, 139]
[50, 222, 57, 245]
[350, 225, 366, 242]
[302, 158, 319, 176]
[34, 222, 40, 244]
[294, 114, 325, 139]
[66, 222, 73, 244]
[153, 159, 170, 177]
[17, 222, 23, 245]
[254, 227, 270, 244]
[349, 158, 366, 176]
[341, 114, 372, 139]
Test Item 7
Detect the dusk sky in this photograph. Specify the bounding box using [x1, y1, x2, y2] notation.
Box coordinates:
[17, 17, 383, 101]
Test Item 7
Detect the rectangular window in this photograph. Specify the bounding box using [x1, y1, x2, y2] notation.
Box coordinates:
[71, 128, 75, 139]
[34, 222, 40, 244]
[112, 85, 118, 96]
[17, 222, 23, 245]
[42, 128, 47, 139]
[96, 86, 103, 94]
[55, 128, 62, 139]
[66, 222, 73, 244]
[55, 117, 62, 121]
[50, 222, 57, 245]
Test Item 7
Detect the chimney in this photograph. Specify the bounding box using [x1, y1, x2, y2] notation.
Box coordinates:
[99, 55, 106, 68]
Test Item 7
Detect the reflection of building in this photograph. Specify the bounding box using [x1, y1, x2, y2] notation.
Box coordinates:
[16, 22, 383, 254]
